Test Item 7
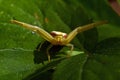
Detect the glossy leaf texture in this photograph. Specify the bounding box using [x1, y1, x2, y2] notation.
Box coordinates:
[0, 0, 120, 80]
[53, 38, 120, 80]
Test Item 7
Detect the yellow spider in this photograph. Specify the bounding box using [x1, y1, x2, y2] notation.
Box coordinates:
[11, 20, 107, 62]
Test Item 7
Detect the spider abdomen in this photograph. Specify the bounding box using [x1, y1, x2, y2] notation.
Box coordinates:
[50, 31, 67, 38]
[50, 31, 68, 45]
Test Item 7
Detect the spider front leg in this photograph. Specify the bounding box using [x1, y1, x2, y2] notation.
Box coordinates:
[64, 20, 108, 44]
[11, 20, 54, 43]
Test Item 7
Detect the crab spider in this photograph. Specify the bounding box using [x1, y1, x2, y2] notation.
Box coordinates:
[11, 20, 107, 62]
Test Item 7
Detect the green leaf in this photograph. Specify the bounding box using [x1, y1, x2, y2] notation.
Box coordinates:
[0, 49, 40, 80]
[0, 0, 120, 80]
[83, 38, 120, 80]
[53, 38, 120, 80]
[53, 54, 88, 80]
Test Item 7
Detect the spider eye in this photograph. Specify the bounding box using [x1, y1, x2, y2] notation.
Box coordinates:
[50, 31, 67, 38]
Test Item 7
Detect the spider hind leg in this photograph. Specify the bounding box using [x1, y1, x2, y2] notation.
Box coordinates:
[66, 44, 74, 57]
[47, 43, 64, 62]
[34, 41, 64, 64]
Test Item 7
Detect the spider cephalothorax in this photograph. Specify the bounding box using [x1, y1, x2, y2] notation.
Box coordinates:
[11, 20, 107, 62]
